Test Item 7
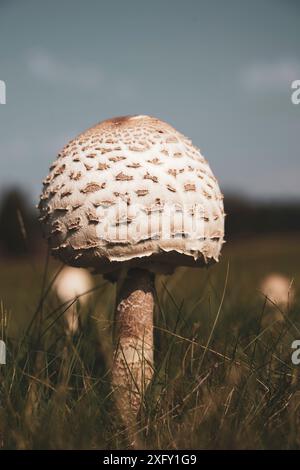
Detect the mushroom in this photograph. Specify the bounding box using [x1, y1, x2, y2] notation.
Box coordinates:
[38, 115, 225, 421]
[260, 273, 294, 316]
[53, 266, 93, 335]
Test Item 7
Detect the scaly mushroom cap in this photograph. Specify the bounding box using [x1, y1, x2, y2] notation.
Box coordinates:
[39, 115, 225, 273]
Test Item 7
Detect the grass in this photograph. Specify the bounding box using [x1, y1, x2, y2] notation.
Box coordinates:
[0, 234, 300, 449]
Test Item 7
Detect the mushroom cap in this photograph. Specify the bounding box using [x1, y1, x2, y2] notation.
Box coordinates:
[39, 115, 225, 273]
[260, 273, 294, 309]
[53, 266, 93, 305]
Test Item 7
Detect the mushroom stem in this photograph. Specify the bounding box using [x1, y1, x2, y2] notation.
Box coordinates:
[113, 268, 154, 421]
[65, 303, 79, 336]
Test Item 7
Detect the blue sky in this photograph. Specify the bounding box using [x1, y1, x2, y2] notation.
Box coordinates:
[0, 0, 299, 202]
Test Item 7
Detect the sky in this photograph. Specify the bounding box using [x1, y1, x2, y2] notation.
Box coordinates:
[0, 0, 299, 202]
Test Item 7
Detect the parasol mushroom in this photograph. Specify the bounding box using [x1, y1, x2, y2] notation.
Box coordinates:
[38, 115, 225, 420]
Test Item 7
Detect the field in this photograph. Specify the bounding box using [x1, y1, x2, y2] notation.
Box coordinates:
[0, 234, 300, 449]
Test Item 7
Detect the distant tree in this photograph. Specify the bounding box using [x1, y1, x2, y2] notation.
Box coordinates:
[0, 188, 38, 256]
[224, 193, 300, 238]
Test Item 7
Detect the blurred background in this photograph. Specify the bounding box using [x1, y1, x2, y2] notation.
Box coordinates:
[0, 0, 299, 335]
[1, 0, 300, 451]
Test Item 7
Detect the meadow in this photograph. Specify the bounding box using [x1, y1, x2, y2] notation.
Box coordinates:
[0, 234, 300, 449]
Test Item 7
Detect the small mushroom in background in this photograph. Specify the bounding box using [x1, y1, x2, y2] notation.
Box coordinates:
[260, 273, 294, 309]
[260, 273, 295, 325]
[38, 115, 225, 422]
[52, 266, 94, 335]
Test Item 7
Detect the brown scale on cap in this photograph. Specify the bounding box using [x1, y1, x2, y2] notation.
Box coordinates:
[80, 182, 105, 193]
[126, 162, 141, 169]
[184, 183, 196, 192]
[67, 217, 82, 231]
[109, 156, 126, 162]
[115, 172, 133, 181]
[136, 189, 149, 197]
[84, 163, 93, 171]
[98, 163, 110, 171]
[69, 171, 82, 181]
[144, 172, 158, 183]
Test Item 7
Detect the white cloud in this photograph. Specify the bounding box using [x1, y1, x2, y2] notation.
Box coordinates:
[240, 59, 300, 93]
[27, 48, 104, 89]
[25, 48, 139, 101]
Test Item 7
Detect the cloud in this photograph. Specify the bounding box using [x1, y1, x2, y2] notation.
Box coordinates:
[27, 48, 104, 89]
[25, 48, 139, 100]
[240, 59, 300, 93]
